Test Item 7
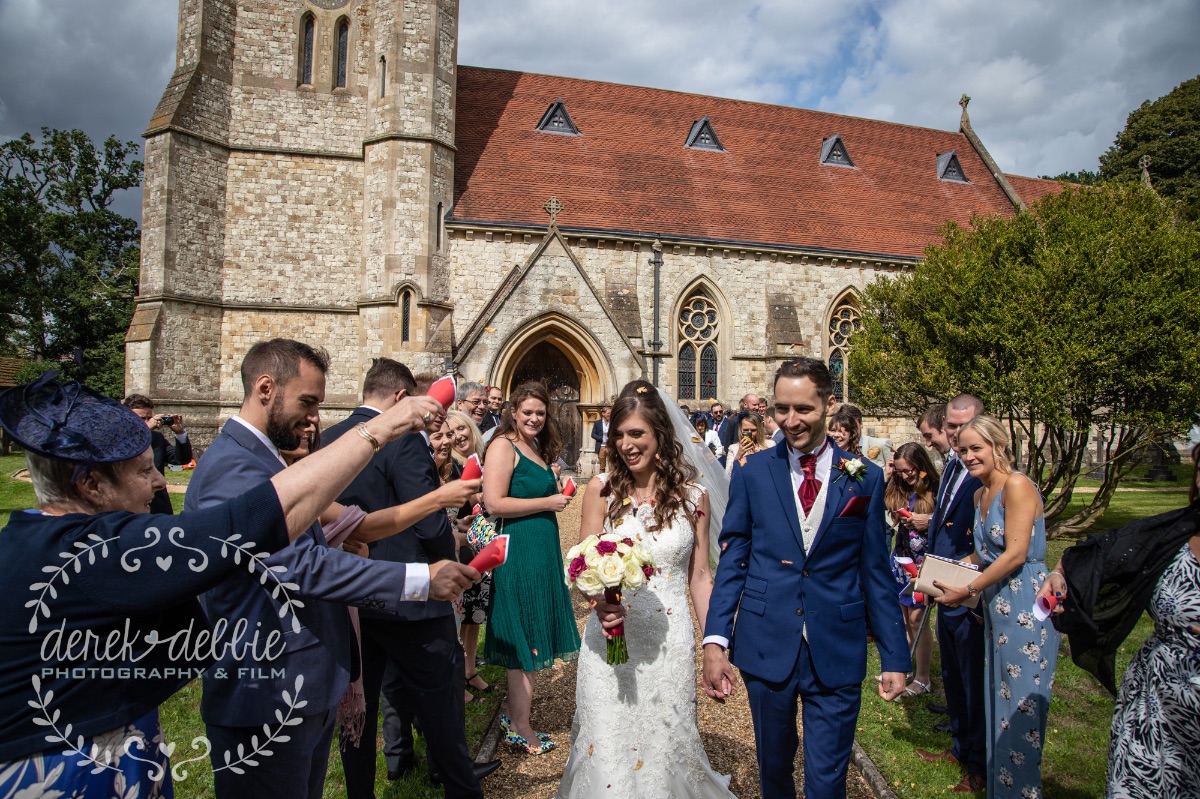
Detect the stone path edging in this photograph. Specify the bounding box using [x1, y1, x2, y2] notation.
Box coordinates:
[852, 740, 899, 799]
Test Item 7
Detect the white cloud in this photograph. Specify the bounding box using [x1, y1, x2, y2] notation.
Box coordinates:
[461, 0, 1200, 177]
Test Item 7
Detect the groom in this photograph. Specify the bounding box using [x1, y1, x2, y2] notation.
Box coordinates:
[702, 357, 910, 799]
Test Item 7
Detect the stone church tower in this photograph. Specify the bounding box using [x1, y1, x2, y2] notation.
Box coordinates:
[129, 0, 459, 416]
[130, 0, 1061, 466]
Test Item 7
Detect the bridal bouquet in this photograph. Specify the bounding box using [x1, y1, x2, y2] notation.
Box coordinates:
[564, 532, 656, 665]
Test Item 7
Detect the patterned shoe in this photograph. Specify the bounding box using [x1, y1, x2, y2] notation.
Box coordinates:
[500, 715, 551, 742]
[504, 729, 555, 755]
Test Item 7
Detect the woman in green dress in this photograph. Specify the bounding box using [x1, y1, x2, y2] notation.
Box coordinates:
[482, 380, 580, 753]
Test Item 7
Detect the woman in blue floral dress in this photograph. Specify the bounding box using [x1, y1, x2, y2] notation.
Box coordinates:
[933, 416, 1058, 798]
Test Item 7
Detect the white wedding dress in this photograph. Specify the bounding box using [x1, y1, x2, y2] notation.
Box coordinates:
[555, 478, 736, 799]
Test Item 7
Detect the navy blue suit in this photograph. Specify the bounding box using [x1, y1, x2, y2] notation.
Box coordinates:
[706, 441, 910, 799]
[186, 419, 413, 799]
[929, 457, 986, 775]
[325, 408, 481, 799]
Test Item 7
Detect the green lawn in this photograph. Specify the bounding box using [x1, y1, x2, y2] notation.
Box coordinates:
[855, 488, 1189, 798]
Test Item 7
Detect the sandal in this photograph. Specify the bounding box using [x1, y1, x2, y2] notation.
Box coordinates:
[898, 679, 931, 700]
[500, 715, 551, 742]
[503, 729, 555, 755]
[466, 672, 494, 693]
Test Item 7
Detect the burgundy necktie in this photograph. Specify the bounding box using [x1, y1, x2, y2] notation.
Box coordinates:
[798, 452, 820, 515]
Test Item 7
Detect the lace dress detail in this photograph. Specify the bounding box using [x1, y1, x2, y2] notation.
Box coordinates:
[556, 478, 735, 799]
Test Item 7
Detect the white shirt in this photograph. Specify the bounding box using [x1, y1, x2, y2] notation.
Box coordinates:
[231, 411, 430, 601]
[704, 438, 832, 650]
[938, 452, 969, 511]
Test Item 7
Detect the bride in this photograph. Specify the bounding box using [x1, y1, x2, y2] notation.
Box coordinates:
[555, 381, 736, 798]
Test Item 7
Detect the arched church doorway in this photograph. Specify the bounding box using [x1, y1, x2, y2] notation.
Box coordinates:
[509, 341, 582, 468]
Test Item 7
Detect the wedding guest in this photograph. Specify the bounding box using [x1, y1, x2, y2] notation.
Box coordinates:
[885, 442, 940, 698]
[840, 403, 893, 469]
[123, 393, 191, 514]
[1035, 449, 1198, 797]
[916, 394, 985, 792]
[918, 404, 950, 460]
[0, 372, 445, 797]
[764, 406, 783, 444]
[444, 409, 494, 698]
[708, 402, 731, 445]
[456, 381, 488, 428]
[188, 343, 480, 799]
[693, 415, 724, 458]
[934, 416, 1058, 799]
[720, 393, 761, 450]
[325, 361, 499, 797]
[828, 408, 862, 455]
[556, 381, 735, 798]
[590, 405, 612, 473]
[724, 412, 768, 477]
[482, 381, 579, 753]
[480, 386, 504, 432]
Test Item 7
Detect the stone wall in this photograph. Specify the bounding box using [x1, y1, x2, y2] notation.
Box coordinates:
[222, 152, 363, 305]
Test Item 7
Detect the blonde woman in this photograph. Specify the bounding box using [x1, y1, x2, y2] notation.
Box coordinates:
[933, 416, 1058, 799]
[445, 409, 494, 696]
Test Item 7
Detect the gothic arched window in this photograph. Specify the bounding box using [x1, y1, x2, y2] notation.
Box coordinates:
[334, 18, 349, 89]
[678, 292, 720, 401]
[827, 294, 862, 403]
[400, 290, 413, 343]
[299, 14, 315, 86]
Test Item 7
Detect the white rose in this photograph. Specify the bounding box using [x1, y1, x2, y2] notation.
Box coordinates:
[583, 545, 602, 568]
[596, 554, 625, 588]
[630, 542, 653, 567]
[566, 542, 585, 562]
[616, 541, 632, 556]
[623, 559, 645, 589]
[574, 568, 604, 595]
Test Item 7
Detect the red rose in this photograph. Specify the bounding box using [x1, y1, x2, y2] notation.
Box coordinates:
[568, 555, 587, 579]
[596, 540, 618, 555]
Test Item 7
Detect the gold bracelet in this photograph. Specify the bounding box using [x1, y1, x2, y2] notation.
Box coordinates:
[356, 422, 381, 454]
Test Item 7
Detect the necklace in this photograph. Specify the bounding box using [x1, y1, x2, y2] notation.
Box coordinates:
[631, 483, 656, 505]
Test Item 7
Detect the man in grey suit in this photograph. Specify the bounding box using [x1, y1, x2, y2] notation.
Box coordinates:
[186, 339, 477, 799]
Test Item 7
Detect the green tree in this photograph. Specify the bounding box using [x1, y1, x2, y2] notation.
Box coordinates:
[850, 183, 1200, 536]
[0, 128, 142, 397]
[1099, 75, 1200, 222]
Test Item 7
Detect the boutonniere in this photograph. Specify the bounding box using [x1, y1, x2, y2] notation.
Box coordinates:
[834, 457, 867, 484]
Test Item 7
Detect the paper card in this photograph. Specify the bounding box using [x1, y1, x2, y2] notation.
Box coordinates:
[427, 374, 457, 410]
[468, 534, 509, 572]
[460, 453, 482, 481]
[471, 503, 483, 517]
[562, 477, 577, 497]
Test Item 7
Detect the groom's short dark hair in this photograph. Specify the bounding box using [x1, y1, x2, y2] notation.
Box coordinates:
[774, 357, 833, 401]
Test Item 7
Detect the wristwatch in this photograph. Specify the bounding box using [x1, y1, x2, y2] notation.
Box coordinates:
[966, 585, 980, 599]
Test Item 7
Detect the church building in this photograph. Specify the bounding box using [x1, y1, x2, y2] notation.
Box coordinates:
[126, 0, 1061, 467]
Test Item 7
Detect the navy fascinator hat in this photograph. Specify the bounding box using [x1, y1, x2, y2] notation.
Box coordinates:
[0, 372, 152, 463]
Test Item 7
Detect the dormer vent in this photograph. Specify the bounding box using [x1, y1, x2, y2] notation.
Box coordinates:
[937, 150, 969, 183]
[819, 134, 855, 168]
[536, 99, 581, 136]
[685, 116, 724, 151]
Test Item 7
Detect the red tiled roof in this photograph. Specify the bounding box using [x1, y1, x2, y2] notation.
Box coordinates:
[1005, 174, 1068, 207]
[453, 67, 1020, 260]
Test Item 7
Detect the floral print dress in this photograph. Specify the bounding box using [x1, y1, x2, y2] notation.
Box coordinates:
[1106, 542, 1200, 798]
[974, 489, 1059, 799]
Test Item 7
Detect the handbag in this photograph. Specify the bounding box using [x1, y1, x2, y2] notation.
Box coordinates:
[914, 553, 983, 608]
[466, 512, 503, 553]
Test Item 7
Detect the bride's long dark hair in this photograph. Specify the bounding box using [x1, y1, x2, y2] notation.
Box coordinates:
[604, 380, 698, 531]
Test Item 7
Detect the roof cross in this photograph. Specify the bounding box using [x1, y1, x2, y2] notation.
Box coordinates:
[542, 196, 564, 226]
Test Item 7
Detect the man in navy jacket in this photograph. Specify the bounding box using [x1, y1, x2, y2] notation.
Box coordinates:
[187, 340, 474, 799]
[915, 394, 986, 793]
[702, 358, 909, 799]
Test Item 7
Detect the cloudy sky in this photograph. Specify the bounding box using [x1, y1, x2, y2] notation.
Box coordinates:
[2, 0, 1198, 221]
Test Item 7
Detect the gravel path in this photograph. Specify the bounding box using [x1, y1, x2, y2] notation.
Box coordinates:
[484, 486, 873, 799]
